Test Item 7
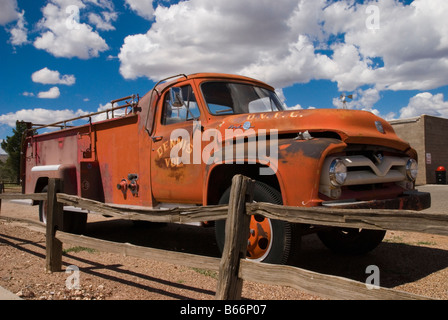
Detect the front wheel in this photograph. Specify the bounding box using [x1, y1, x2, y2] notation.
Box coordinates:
[215, 181, 300, 264]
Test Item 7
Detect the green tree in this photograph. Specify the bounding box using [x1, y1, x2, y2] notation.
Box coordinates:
[1, 121, 29, 183]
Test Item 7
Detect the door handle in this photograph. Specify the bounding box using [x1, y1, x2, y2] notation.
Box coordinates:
[151, 136, 163, 142]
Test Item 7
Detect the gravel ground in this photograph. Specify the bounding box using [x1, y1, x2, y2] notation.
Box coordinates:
[0, 200, 321, 301]
[0, 186, 447, 301]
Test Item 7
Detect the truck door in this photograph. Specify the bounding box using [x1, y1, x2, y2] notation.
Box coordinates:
[150, 84, 203, 204]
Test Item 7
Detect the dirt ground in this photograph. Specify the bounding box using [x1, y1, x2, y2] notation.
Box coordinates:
[0, 186, 447, 301]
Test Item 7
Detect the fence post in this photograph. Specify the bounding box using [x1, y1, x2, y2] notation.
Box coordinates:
[216, 175, 254, 300]
[46, 178, 63, 273]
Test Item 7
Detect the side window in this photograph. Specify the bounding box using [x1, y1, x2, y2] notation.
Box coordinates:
[162, 85, 200, 125]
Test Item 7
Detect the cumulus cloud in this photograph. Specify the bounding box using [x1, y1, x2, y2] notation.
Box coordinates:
[32, 67, 76, 85]
[8, 9, 28, 46]
[0, 96, 123, 129]
[0, 0, 19, 25]
[0, 0, 29, 47]
[332, 88, 379, 110]
[330, 87, 399, 119]
[118, 0, 448, 98]
[119, 0, 300, 81]
[324, 0, 448, 92]
[400, 92, 448, 119]
[38, 87, 60, 99]
[124, 0, 155, 20]
[0, 108, 85, 127]
[33, 0, 112, 59]
[0, 99, 125, 131]
[88, 11, 117, 31]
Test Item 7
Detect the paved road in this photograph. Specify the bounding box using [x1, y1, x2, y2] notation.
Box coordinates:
[0, 286, 22, 300]
[418, 184, 448, 214]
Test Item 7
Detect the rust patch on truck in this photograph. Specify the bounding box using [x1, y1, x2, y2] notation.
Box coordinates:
[281, 138, 343, 160]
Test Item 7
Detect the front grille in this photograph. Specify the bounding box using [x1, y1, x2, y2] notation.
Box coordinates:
[319, 152, 411, 200]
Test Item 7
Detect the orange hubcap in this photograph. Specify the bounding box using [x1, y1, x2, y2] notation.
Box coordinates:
[247, 215, 272, 261]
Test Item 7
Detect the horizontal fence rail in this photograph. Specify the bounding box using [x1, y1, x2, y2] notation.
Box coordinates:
[247, 202, 448, 236]
[0, 193, 46, 201]
[238, 259, 429, 300]
[57, 193, 228, 224]
[0, 176, 446, 300]
[56, 231, 221, 272]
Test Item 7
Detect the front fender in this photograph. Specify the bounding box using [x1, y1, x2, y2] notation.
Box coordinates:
[203, 137, 346, 206]
[276, 138, 346, 207]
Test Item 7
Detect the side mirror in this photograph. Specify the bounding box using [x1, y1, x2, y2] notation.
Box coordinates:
[170, 87, 184, 108]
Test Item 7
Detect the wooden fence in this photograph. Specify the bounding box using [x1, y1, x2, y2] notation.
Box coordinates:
[1, 175, 448, 300]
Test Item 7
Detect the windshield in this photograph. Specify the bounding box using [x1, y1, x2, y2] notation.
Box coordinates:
[201, 82, 285, 115]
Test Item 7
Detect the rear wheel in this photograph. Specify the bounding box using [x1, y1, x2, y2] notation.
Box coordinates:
[317, 228, 386, 255]
[38, 187, 48, 224]
[215, 181, 300, 264]
[39, 186, 87, 234]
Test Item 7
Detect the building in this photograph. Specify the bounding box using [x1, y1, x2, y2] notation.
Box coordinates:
[390, 115, 448, 185]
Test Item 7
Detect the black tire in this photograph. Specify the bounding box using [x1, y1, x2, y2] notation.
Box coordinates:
[62, 211, 88, 234]
[38, 186, 48, 224]
[317, 228, 386, 255]
[215, 181, 300, 264]
[39, 186, 87, 234]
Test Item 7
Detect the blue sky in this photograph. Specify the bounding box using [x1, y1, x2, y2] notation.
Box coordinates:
[1, 0, 448, 148]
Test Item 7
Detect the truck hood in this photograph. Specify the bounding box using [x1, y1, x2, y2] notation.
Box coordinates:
[216, 109, 411, 152]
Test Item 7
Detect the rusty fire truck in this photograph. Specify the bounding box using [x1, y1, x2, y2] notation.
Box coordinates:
[21, 73, 431, 264]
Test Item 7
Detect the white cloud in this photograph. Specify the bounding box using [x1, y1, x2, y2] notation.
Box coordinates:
[400, 92, 448, 119]
[125, 0, 155, 20]
[32, 67, 76, 85]
[89, 102, 125, 122]
[241, 35, 337, 89]
[38, 87, 60, 99]
[331, 87, 402, 120]
[332, 88, 380, 111]
[8, 9, 28, 46]
[0, 99, 126, 133]
[0, 0, 19, 25]
[88, 11, 117, 31]
[287, 104, 303, 110]
[33, 0, 111, 59]
[323, 0, 448, 92]
[84, 0, 114, 11]
[119, 0, 300, 81]
[118, 0, 448, 97]
[0, 0, 29, 47]
[0, 108, 85, 127]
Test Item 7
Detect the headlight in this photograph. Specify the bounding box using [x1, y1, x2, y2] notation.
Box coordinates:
[329, 158, 347, 186]
[406, 159, 418, 181]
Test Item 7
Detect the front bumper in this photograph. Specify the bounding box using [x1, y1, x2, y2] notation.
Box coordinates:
[322, 190, 431, 211]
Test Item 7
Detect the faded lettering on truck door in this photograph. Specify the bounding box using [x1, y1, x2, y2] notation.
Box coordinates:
[150, 84, 203, 204]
